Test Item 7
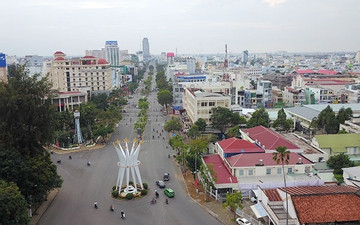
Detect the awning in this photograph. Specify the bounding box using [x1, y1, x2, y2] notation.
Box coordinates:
[250, 203, 268, 219]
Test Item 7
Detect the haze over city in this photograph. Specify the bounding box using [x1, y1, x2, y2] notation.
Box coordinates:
[2, 0, 360, 56]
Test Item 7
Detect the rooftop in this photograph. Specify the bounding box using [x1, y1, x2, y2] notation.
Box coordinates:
[203, 154, 238, 184]
[292, 194, 360, 224]
[217, 137, 264, 154]
[242, 126, 300, 150]
[279, 184, 359, 196]
[227, 152, 312, 167]
[315, 133, 360, 154]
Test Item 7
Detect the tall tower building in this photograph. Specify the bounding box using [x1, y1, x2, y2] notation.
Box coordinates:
[105, 41, 120, 66]
[0, 53, 7, 83]
[142, 38, 150, 61]
[355, 51, 360, 63]
[242, 50, 249, 65]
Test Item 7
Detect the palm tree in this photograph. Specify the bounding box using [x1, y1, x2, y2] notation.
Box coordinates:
[273, 146, 290, 225]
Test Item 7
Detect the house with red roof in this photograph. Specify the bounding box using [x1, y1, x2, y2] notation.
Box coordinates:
[240, 126, 302, 152]
[258, 185, 360, 225]
[215, 137, 264, 158]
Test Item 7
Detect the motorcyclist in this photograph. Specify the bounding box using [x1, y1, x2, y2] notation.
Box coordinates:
[166, 198, 169, 204]
[87, 161, 91, 166]
[94, 201, 98, 208]
[121, 210, 125, 219]
[110, 204, 114, 211]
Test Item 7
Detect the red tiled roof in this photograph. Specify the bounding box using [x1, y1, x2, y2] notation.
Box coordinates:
[218, 137, 264, 154]
[98, 58, 108, 64]
[243, 126, 300, 150]
[83, 55, 95, 58]
[227, 152, 312, 167]
[317, 70, 338, 75]
[296, 70, 315, 74]
[55, 57, 65, 60]
[264, 189, 282, 201]
[292, 194, 360, 224]
[279, 185, 359, 196]
[54, 51, 64, 55]
[167, 52, 175, 57]
[203, 154, 238, 184]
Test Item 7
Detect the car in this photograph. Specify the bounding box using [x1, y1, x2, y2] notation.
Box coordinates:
[163, 173, 170, 181]
[164, 188, 175, 198]
[156, 180, 166, 188]
[236, 217, 251, 225]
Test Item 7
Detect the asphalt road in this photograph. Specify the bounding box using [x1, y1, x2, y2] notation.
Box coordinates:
[39, 67, 222, 225]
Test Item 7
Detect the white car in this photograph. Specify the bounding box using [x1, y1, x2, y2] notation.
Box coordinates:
[236, 217, 251, 225]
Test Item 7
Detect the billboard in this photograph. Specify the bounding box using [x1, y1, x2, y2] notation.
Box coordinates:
[105, 41, 118, 46]
[0, 54, 6, 68]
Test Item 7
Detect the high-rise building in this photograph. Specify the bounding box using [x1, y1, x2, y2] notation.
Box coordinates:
[105, 41, 120, 66]
[142, 38, 150, 60]
[355, 51, 360, 63]
[50, 51, 112, 92]
[0, 53, 7, 83]
[242, 50, 248, 65]
[119, 50, 128, 62]
[85, 49, 105, 59]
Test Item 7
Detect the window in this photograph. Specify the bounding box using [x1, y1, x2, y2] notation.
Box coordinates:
[248, 169, 253, 176]
[209, 102, 215, 106]
[288, 168, 293, 173]
[239, 170, 244, 176]
[201, 102, 207, 107]
[266, 168, 271, 175]
[277, 168, 282, 174]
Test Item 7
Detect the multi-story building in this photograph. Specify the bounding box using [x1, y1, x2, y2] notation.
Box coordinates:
[53, 91, 88, 112]
[85, 49, 105, 59]
[242, 50, 248, 65]
[105, 41, 120, 66]
[344, 83, 360, 103]
[49, 51, 112, 92]
[306, 86, 331, 104]
[257, 80, 272, 107]
[283, 87, 305, 106]
[0, 53, 7, 83]
[262, 73, 293, 90]
[142, 38, 150, 60]
[175, 57, 196, 74]
[182, 88, 231, 125]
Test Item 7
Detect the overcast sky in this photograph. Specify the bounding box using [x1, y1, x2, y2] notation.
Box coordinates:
[1, 0, 359, 56]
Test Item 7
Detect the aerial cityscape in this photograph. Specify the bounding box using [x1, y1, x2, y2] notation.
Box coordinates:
[1, 1, 360, 225]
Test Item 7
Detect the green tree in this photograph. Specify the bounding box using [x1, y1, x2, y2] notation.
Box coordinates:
[0, 65, 57, 154]
[0, 180, 29, 225]
[327, 153, 355, 174]
[312, 106, 339, 134]
[127, 82, 138, 94]
[164, 118, 181, 132]
[272, 108, 294, 132]
[91, 93, 109, 110]
[336, 107, 353, 124]
[194, 118, 207, 132]
[189, 138, 209, 155]
[247, 108, 270, 128]
[272, 146, 290, 225]
[157, 89, 173, 106]
[80, 102, 98, 139]
[227, 125, 240, 138]
[200, 163, 217, 201]
[210, 107, 245, 134]
[188, 125, 201, 139]
[222, 190, 243, 219]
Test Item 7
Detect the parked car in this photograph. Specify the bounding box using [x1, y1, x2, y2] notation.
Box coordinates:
[156, 180, 166, 188]
[236, 217, 251, 225]
[163, 173, 170, 181]
[164, 188, 175, 198]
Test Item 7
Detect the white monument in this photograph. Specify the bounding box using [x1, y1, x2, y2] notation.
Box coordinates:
[74, 110, 84, 144]
[113, 138, 143, 193]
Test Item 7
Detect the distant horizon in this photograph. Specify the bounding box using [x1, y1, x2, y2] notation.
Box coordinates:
[1, 0, 359, 57]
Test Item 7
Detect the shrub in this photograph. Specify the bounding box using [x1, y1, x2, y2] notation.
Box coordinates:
[126, 193, 134, 200]
[143, 183, 148, 189]
[112, 186, 116, 191]
[141, 189, 148, 196]
[129, 181, 134, 185]
[112, 190, 119, 198]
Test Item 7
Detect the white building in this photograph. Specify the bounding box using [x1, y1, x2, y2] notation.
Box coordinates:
[105, 41, 120, 66]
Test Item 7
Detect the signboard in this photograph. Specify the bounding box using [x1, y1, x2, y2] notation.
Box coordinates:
[0, 54, 6, 68]
[105, 41, 118, 46]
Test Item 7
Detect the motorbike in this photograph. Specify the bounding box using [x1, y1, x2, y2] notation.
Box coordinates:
[121, 211, 126, 219]
[168, 154, 170, 158]
[57, 159, 61, 164]
[150, 199, 156, 204]
[69, 155, 72, 159]
[110, 205, 114, 211]
[155, 192, 159, 198]
[94, 203, 98, 209]
[166, 199, 169, 204]
[87, 161, 91, 166]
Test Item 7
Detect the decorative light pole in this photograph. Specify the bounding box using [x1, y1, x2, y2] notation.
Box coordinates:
[113, 138, 143, 193]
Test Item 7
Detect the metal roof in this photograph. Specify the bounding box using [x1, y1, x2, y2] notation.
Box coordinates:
[285, 106, 320, 121]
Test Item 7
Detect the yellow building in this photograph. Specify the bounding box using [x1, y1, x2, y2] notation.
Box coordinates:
[182, 88, 231, 125]
[50, 51, 112, 92]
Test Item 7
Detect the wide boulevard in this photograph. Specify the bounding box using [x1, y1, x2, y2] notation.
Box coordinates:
[39, 65, 223, 225]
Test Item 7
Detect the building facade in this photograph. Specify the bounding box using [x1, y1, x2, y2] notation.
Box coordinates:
[49, 51, 112, 92]
[142, 38, 150, 60]
[105, 41, 120, 66]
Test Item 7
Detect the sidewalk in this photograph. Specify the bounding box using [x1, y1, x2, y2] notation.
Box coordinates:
[180, 166, 236, 225]
[29, 188, 59, 225]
